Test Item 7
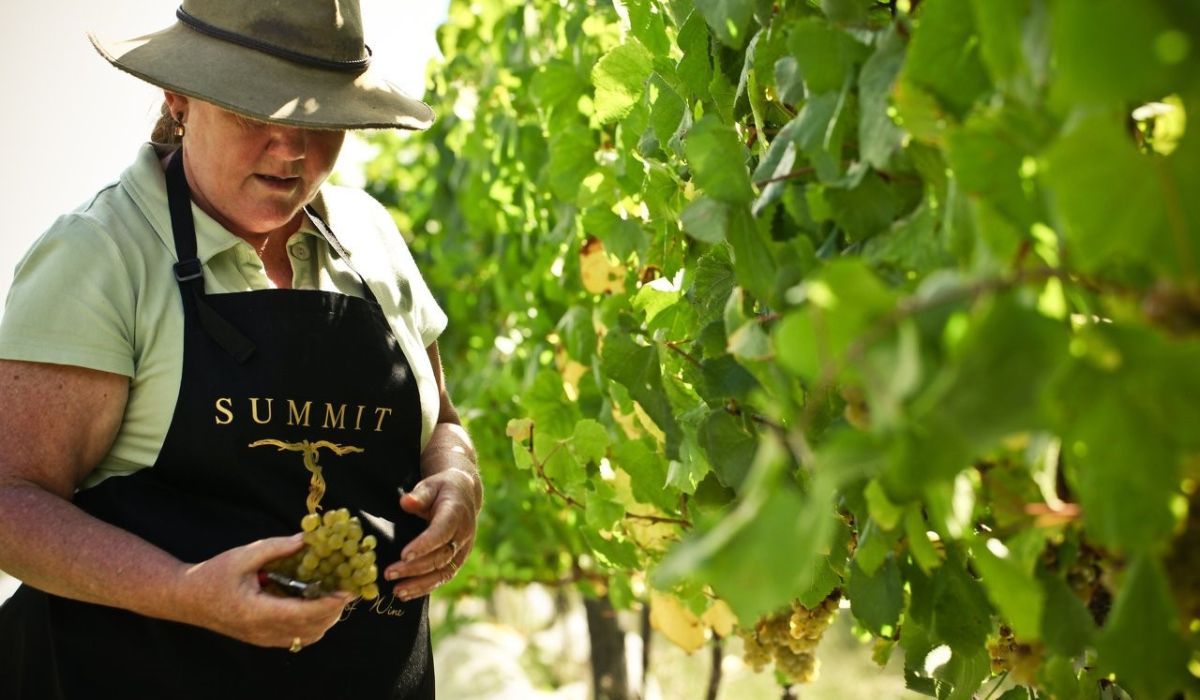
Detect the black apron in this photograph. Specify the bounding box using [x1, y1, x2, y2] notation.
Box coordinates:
[0, 150, 434, 699]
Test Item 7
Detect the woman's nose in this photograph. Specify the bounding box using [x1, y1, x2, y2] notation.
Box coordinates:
[266, 125, 308, 159]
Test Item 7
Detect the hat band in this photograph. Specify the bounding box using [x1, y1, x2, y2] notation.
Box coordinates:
[175, 7, 372, 74]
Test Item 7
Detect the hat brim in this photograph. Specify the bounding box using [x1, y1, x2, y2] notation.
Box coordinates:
[89, 22, 435, 131]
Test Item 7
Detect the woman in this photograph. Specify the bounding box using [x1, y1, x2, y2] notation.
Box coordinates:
[0, 1, 479, 697]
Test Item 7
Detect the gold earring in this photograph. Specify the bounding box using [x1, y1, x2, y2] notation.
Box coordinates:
[174, 113, 186, 138]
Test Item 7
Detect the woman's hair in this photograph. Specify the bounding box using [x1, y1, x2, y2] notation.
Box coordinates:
[150, 101, 182, 145]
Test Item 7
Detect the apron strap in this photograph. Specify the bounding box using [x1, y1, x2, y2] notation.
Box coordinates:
[303, 205, 382, 307]
[165, 149, 257, 364]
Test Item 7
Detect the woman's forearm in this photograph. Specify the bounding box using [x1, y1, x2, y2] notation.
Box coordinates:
[0, 480, 191, 621]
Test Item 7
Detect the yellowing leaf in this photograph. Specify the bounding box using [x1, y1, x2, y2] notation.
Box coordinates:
[701, 599, 738, 638]
[581, 238, 627, 294]
[627, 518, 679, 552]
[506, 418, 533, 441]
[650, 590, 707, 653]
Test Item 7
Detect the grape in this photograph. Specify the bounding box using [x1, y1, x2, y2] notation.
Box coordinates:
[987, 625, 1043, 684]
[264, 507, 382, 600]
[736, 592, 841, 685]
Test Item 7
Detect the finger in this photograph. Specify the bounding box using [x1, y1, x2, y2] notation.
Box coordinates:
[391, 557, 463, 601]
[384, 539, 458, 581]
[398, 498, 470, 563]
[398, 482, 436, 517]
[256, 589, 352, 621]
[396, 520, 455, 567]
[239, 534, 305, 570]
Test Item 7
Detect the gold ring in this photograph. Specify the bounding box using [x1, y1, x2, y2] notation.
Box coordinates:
[289, 637, 303, 653]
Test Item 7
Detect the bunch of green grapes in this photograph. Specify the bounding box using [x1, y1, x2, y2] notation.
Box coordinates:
[266, 507, 381, 600]
[737, 593, 841, 684]
[987, 625, 1043, 685]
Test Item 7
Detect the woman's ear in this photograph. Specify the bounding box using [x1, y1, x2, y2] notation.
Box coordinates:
[163, 91, 189, 122]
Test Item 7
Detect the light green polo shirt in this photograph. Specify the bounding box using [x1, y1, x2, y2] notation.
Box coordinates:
[0, 143, 447, 488]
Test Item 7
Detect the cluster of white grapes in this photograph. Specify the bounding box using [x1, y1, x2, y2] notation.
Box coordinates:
[987, 625, 1043, 684]
[738, 593, 841, 684]
[266, 508, 381, 600]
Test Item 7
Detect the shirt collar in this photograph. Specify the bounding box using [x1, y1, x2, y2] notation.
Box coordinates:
[120, 143, 325, 266]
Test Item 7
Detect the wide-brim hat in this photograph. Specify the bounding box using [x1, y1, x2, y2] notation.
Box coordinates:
[89, 0, 434, 130]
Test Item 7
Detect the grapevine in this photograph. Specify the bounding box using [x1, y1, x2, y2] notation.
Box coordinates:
[365, 0, 1200, 696]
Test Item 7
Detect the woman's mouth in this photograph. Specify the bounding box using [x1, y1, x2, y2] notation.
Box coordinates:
[254, 174, 300, 190]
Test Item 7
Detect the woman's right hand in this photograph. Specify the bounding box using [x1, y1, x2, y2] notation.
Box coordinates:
[175, 533, 353, 649]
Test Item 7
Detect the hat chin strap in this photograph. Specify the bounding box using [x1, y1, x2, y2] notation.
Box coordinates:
[175, 6, 372, 74]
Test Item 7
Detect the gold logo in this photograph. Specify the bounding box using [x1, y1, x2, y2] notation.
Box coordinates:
[249, 439, 365, 513]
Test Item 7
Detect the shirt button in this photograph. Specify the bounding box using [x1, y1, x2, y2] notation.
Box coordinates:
[290, 243, 310, 261]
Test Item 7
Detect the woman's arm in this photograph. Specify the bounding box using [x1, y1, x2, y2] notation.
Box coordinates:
[384, 342, 481, 600]
[0, 360, 350, 648]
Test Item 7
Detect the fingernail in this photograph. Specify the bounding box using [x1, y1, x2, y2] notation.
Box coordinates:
[395, 588, 411, 600]
[385, 570, 400, 581]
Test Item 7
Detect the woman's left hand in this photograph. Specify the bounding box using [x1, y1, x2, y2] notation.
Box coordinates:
[383, 467, 478, 600]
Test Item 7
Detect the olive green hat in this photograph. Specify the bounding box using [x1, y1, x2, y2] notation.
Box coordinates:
[89, 0, 435, 130]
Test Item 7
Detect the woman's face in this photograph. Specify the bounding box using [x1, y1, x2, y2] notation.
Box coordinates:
[164, 93, 345, 240]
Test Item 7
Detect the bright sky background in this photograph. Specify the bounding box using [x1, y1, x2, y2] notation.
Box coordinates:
[0, 0, 449, 304]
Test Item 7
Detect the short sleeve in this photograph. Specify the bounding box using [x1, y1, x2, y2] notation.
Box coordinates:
[368, 200, 448, 348]
[0, 213, 137, 377]
[413, 274, 448, 348]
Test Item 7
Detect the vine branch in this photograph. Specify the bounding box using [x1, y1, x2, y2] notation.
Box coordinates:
[665, 340, 704, 370]
[526, 428, 693, 529]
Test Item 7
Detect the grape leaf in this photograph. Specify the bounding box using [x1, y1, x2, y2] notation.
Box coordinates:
[901, 0, 991, 118]
[680, 196, 729, 244]
[572, 419, 610, 464]
[859, 27, 907, 169]
[787, 18, 868, 95]
[725, 204, 777, 301]
[847, 555, 903, 636]
[676, 10, 714, 101]
[1038, 570, 1095, 657]
[693, 0, 755, 49]
[697, 409, 756, 491]
[613, 438, 677, 513]
[1050, 0, 1176, 106]
[931, 553, 992, 655]
[970, 539, 1043, 639]
[593, 39, 656, 124]
[684, 115, 755, 204]
[1043, 113, 1172, 275]
[547, 123, 597, 201]
[1095, 556, 1189, 700]
[601, 333, 683, 458]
